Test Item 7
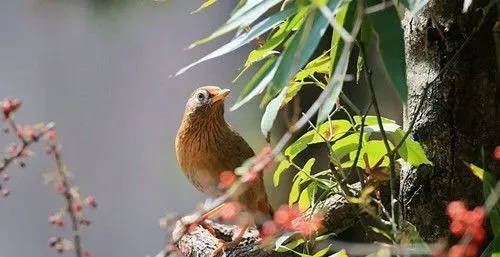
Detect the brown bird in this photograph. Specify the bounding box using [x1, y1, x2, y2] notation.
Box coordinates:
[175, 86, 272, 217]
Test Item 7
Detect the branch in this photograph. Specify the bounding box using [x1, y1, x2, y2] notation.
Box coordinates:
[166, 193, 358, 257]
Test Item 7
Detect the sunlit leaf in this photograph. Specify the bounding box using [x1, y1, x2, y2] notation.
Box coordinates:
[316, 0, 356, 124]
[364, 123, 400, 133]
[354, 115, 395, 126]
[366, 2, 408, 102]
[245, 6, 309, 68]
[275, 232, 298, 251]
[312, 245, 331, 257]
[231, 56, 280, 111]
[465, 162, 500, 237]
[284, 119, 352, 160]
[332, 133, 364, 159]
[400, 0, 429, 14]
[186, 0, 282, 49]
[349, 140, 393, 168]
[276, 238, 306, 252]
[298, 183, 315, 210]
[263, 0, 344, 105]
[191, 0, 217, 14]
[261, 86, 288, 138]
[274, 159, 292, 187]
[391, 129, 432, 166]
[177, 6, 297, 75]
[289, 177, 302, 204]
[369, 226, 393, 241]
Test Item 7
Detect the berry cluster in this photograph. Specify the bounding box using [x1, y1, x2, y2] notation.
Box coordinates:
[441, 201, 486, 257]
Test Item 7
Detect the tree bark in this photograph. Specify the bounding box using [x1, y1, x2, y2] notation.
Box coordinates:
[401, 1, 499, 241]
[169, 193, 359, 257]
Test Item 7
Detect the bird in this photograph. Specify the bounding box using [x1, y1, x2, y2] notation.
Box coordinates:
[176, 85, 272, 215]
[175, 85, 273, 254]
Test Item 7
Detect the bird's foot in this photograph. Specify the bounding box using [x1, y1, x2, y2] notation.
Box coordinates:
[210, 223, 249, 257]
[211, 238, 242, 257]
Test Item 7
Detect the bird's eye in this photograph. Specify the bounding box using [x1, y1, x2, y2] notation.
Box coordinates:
[196, 91, 208, 103]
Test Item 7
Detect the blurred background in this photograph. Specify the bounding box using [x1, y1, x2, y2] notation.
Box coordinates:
[0, 1, 401, 256]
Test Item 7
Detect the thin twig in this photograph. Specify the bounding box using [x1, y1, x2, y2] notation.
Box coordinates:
[53, 150, 83, 257]
[358, 41, 399, 237]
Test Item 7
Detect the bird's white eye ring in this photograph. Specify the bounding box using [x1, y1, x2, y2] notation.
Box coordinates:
[196, 90, 208, 103]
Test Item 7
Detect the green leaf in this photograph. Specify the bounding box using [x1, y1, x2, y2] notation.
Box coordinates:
[467, 162, 484, 180]
[284, 119, 352, 160]
[298, 158, 316, 180]
[275, 232, 298, 251]
[289, 176, 302, 204]
[274, 159, 292, 187]
[276, 238, 306, 252]
[369, 226, 393, 241]
[177, 6, 297, 75]
[191, 0, 217, 14]
[479, 165, 500, 237]
[400, 0, 429, 14]
[329, 0, 356, 76]
[186, 0, 282, 49]
[260, 86, 288, 138]
[316, 0, 356, 124]
[365, 3, 408, 102]
[231, 56, 280, 111]
[298, 183, 315, 210]
[312, 245, 331, 257]
[401, 221, 429, 250]
[354, 115, 395, 126]
[245, 6, 309, 68]
[263, 0, 344, 105]
[391, 129, 432, 166]
[350, 140, 393, 168]
[332, 133, 364, 159]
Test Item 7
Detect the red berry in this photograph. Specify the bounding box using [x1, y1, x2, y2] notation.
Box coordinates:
[448, 245, 466, 257]
[446, 201, 466, 219]
[85, 195, 97, 208]
[72, 203, 83, 212]
[493, 146, 500, 160]
[449, 220, 465, 236]
[465, 244, 478, 257]
[28, 129, 36, 140]
[83, 250, 92, 257]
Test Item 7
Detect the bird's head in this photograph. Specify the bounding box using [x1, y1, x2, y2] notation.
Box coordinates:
[183, 85, 230, 119]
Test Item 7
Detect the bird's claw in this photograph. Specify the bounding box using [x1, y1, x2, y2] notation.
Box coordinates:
[211, 239, 241, 257]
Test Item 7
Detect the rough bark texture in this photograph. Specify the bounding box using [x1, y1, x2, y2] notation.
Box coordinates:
[171, 193, 359, 257]
[401, 1, 499, 241]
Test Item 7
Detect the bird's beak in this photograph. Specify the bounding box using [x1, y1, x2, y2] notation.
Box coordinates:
[212, 89, 230, 103]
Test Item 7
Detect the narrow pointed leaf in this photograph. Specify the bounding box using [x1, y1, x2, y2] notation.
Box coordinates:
[366, 3, 408, 102]
[177, 6, 296, 75]
[186, 0, 282, 49]
[260, 86, 288, 138]
[231, 56, 280, 111]
[274, 159, 292, 186]
[263, 0, 344, 105]
[191, 0, 217, 14]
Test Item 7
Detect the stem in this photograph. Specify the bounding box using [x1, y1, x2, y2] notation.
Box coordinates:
[54, 151, 82, 257]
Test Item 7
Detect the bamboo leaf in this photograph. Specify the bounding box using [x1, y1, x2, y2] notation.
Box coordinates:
[366, 2, 408, 102]
[260, 86, 288, 138]
[191, 0, 217, 14]
[177, 6, 296, 75]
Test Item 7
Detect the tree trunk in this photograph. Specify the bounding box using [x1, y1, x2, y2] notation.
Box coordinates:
[401, 1, 499, 241]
